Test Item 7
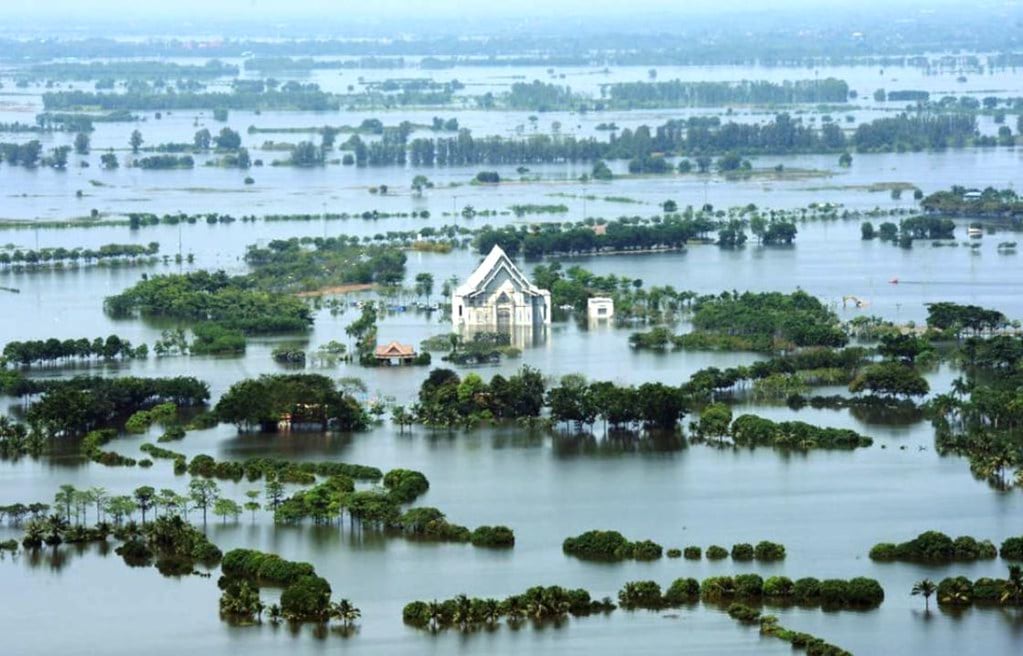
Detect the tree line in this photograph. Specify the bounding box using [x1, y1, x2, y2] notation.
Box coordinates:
[2, 335, 146, 367]
[0, 242, 159, 268]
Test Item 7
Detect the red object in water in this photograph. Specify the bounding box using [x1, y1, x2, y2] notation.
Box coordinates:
[889, 277, 899, 284]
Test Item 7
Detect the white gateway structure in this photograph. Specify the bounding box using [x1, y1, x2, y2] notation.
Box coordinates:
[451, 245, 552, 329]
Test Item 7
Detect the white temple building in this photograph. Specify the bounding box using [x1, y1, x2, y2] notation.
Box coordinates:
[451, 245, 551, 329]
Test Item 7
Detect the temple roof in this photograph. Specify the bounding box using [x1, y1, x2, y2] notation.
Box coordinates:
[454, 245, 547, 298]
[375, 341, 416, 357]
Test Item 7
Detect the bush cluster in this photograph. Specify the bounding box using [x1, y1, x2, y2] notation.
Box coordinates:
[403, 585, 613, 630]
[869, 531, 998, 563]
[619, 575, 883, 610]
[562, 530, 663, 561]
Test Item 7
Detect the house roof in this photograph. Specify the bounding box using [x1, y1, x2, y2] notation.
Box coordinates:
[375, 341, 416, 357]
[454, 245, 547, 298]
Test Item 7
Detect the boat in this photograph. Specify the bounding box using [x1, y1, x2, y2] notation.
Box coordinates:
[889, 278, 899, 284]
[967, 227, 983, 238]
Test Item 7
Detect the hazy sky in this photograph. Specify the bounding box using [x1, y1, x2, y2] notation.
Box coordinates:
[3, 0, 1018, 38]
[4, 0, 995, 21]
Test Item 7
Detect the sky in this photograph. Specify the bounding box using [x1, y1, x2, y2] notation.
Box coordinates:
[2, 0, 1018, 39]
[4, 0, 1000, 21]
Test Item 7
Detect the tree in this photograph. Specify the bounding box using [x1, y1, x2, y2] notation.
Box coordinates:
[74, 132, 90, 155]
[214, 127, 241, 150]
[244, 490, 261, 521]
[193, 128, 211, 150]
[1002, 565, 1023, 606]
[849, 362, 929, 397]
[878, 333, 933, 364]
[129, 130, 143, 154]
[100, 152, 119, 169]
[290, 141, 322, 166]
[55, 484, 76, 523]
[90, 486, 107, 523]
[749, 216, 767, 243]
[189, 478, 220, 525]
[330, 599, 361, 627]
[134, 486, 155, 524]
[838, 151, 853, 167]
[391, 405, 414, 434]
[414, 273, 434, 301]
[105, 495, 136, 524]
[213, 498, 242, 524]
[264, 474, 285, 510]
[411, 174, 432, 194]
[698, 403, 732, 439]
[861, 222, 875, 240]
[50, 146, 70, 169]
[592, 159, 613, 180]
[911, 579, 936, 612]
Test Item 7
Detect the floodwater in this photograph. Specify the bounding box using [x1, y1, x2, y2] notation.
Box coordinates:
[1, 57, 1023, 656]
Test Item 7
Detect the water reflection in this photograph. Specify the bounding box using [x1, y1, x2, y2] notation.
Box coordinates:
[21, 539, 112, 572]
[552, 430, 686, 457]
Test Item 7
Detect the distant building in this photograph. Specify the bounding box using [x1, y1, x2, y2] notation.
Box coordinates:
[451, 245, 551, 329]
[374, 341, 417, 366]
[587, 297, 614, 322]
[963, 190, 982, 201]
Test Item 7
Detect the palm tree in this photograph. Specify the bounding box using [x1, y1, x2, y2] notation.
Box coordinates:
[911, 579, 937, 612]
[453, 594, 473, 629]
[90, 487, 107, 523]
[939, 578, 972, 607]
[1001, 565, 1023, 606]
[480, 598, 501, 625]
[22, 518, 45, 548]
[44, 513, 67, 545]
[427, 600, 444, 630]
[54, 484, 76, 523]
[331, 599, 361, 627]
[502, 595, 525, 623]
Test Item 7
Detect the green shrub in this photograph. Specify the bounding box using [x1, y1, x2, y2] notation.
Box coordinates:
[618, 580, 663, 609]
[631, 539, 663, 561]
[1001, 536, 1023, 560]
[700, 576, 736, 602]
[901, 531, 955, 561]
[734, 574, 764, 597]
[706, 545, 728, 560]
[731, 543, 754, 560]
[819, 579, 850, 606]
[937, 576, 974, 606]
[793, 577, 821, 602]
[382, 468, 430, 503]
[845, 577, 884, 606]
[763, 576, 794, 598]
[563, 530, 632, 561]
[727, 602, 761, 623]
[666, 548, 681, 558]
[972, 577, 1004, 601]
[754, 540, 786, 561]
[683, 545, 702, 560]
[470, 525, 515, 548]
[280, 574, 332, 620]
[868, 542, 897, 561]
[402, 600, 430, 627]
[663, 578, 700, 606]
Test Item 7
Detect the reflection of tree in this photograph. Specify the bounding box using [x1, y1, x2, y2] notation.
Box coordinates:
[24, 540, 110, 572]
[553, 430, 686, 458]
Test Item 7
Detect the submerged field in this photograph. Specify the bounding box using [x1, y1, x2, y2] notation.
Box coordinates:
[2, 41, 1023, 656]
